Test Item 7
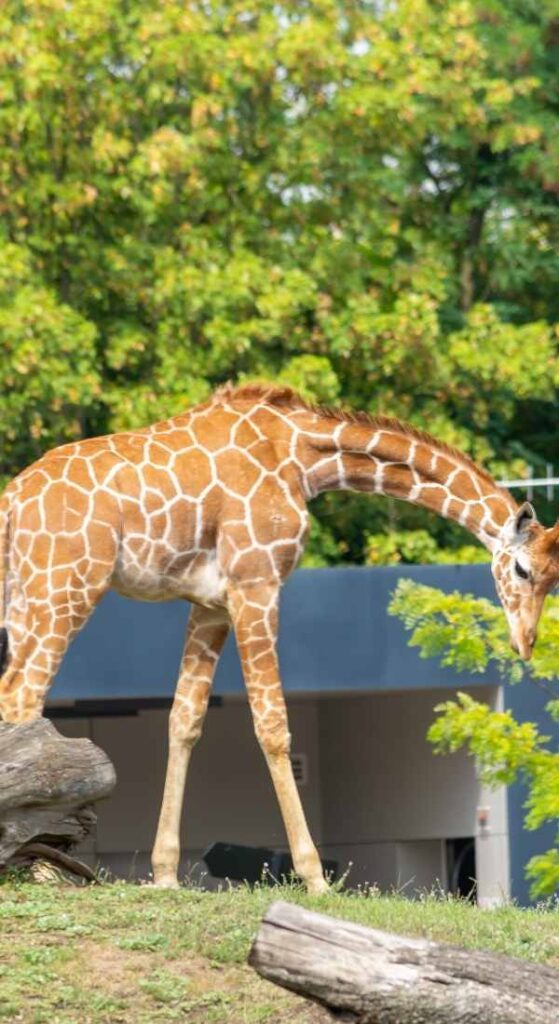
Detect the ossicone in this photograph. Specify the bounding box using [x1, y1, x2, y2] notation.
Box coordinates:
[542, 517, 559, 554]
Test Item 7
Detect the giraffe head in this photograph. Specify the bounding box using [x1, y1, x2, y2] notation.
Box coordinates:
[491, 501, 559, 660]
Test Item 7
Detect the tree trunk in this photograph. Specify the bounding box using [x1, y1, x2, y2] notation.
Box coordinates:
[460, 205, 486, 311]
[0, 719, 116, 870]
[249, 901, 559, 1024]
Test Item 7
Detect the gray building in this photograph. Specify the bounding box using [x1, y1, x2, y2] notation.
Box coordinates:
[48, 565, 558, 905]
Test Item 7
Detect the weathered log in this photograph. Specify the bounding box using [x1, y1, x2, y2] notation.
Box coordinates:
[249, 900, 559, 1024]
[0, 719, 116, 869]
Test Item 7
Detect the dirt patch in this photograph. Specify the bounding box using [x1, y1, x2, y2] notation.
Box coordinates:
[79, 939, 331, 1023]
[81, 941, 156, 1000]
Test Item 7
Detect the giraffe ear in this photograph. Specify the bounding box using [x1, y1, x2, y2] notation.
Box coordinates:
[504, 502, 537, 545]
[515, 502, 537, 535]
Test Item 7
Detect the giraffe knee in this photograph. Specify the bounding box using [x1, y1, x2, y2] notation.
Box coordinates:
[0, 699, 17, 723]
[0, 695, 42, 724]
[169, 704, 206, 746]
[255, 720, 291, 758]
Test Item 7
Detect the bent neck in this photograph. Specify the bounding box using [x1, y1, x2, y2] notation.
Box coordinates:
[298, 414, 516, 549]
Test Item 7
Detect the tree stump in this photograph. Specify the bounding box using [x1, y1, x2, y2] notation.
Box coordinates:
[0, 719, 116, 878]
[249, 901, 559, 1024]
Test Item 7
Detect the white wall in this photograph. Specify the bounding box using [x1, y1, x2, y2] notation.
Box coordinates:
[474, 686, 510, 907]
[317, 686, 508, 896]
[52, 684, 509, 900]
[53, 696, 322, 882]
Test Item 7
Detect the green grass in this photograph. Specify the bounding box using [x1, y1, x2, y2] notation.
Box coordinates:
[0, 878, 557, 1023]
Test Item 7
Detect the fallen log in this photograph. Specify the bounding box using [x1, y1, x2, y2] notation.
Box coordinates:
[10, 842, 98, 882]
[0, 719, 116, 875]
[249, 900, 559, 1024]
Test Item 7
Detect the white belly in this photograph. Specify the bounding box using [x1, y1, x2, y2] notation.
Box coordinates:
[183, 559, 227, 606]
[111, 554, 227, 608]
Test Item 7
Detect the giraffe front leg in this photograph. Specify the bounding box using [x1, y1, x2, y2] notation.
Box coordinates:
[227, 582, 327, 894]
[152, 605, 229, 888]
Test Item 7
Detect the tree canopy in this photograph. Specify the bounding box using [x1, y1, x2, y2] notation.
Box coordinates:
[2, 0, 559, 562]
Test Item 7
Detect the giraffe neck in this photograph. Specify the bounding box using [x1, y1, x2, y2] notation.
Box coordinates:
[299, 415, 516, 549]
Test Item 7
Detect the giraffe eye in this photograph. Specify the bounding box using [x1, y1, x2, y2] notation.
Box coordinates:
[514, 560, 530, 580]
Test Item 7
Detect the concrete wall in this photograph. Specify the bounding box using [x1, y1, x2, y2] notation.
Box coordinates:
[53, 685, 509, 900]
[53, 696, 323, 883]
[317, 686, 507, 897]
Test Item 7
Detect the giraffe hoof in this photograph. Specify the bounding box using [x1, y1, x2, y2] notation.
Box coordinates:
[308, 876, 329, 895]
[151, 875, 180, 890]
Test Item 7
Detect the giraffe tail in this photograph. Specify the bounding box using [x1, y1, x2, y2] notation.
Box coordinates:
[0, 495, 9, 676]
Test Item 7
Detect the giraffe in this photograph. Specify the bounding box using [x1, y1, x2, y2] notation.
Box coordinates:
[1, 382, 559, 891]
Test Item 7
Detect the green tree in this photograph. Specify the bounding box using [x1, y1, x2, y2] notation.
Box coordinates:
[389, 578, 559, 897]
[1, 1, 559, 561]
[0, 244, 100, 478]
[364, 529, 490, 566]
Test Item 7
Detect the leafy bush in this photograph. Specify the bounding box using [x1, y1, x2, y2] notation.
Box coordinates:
[389, 580, 559, 897]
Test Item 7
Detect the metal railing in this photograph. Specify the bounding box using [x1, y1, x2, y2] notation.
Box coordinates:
[497, 465, 557, 501]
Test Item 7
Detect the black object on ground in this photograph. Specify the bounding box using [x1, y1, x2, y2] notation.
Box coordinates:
[203, 841, 337, 885]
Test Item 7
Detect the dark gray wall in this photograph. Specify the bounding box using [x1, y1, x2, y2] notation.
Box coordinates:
[505, 678, 559, 905]
[51, 564, 501, 701]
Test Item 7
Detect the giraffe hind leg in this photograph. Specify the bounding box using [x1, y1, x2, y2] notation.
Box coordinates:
[0, 578, 112, 723]
[0, 607, 85, 723]
[0, 526, 117, 722]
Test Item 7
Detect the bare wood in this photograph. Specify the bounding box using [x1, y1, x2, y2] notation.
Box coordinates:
[0, 719, 116, 868]
[249, 901, 559, 1024]
[11, 842, 98, 882]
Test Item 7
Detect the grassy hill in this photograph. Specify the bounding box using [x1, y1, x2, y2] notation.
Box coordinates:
[0, 880, 557, 1023]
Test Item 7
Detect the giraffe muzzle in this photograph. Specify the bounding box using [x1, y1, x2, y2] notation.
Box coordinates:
[510, 633, 535, 661]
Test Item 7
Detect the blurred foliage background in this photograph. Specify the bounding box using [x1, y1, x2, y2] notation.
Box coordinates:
[2, 0, 559, 564]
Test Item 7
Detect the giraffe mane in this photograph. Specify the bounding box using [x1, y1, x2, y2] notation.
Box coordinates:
[212, 381, 502, 491]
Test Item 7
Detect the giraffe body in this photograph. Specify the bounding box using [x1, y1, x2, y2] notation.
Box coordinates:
[0, 399, 307, 719]
[2, 383, 558, 889]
